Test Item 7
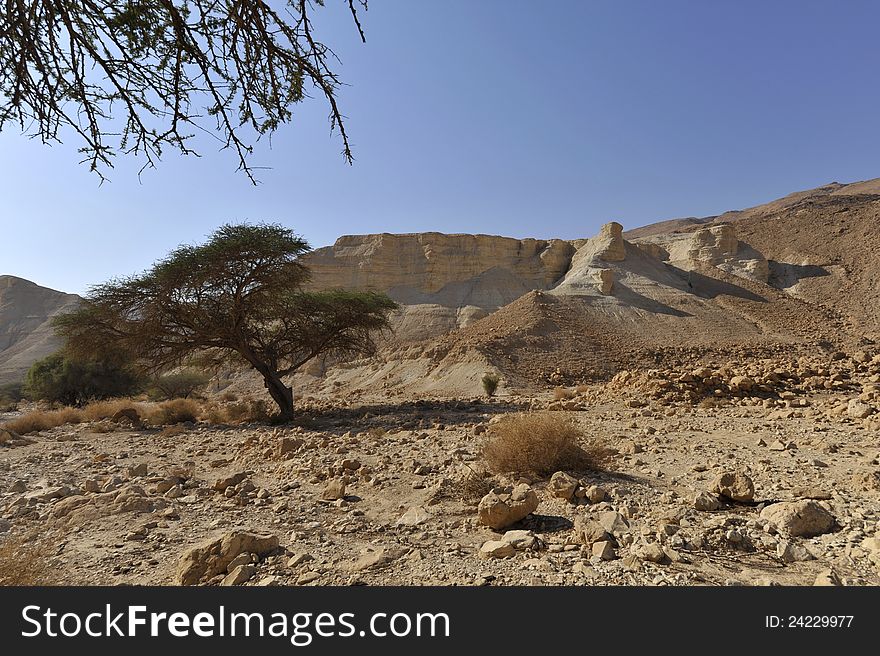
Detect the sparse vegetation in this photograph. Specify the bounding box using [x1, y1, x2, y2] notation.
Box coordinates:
[481, 373, 500, 397]
[2, 407, 83, 435]
[149, 370, 211, 400]
[0, 533, 58, 585]
[481, 412, 609, 476]
[55, 224, 398, 421]
[142, 399, 201, 426]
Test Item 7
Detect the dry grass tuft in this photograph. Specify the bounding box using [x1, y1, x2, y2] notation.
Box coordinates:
[143, 398, 201, 426]
[553, 386, 575, 401]
[201, 398, 271, 425]
[482, 411, 611, 476]
[0, 533, 59, 585]
[2, 407, 83, 435]
[80, 399, 141, 422]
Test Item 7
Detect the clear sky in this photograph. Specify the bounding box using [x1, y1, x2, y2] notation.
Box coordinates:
[2, 0, 878, 295]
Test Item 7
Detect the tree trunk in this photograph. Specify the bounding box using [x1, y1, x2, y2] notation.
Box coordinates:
[262, 371, 294, 422]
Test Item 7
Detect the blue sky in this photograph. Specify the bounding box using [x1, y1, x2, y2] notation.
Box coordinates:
[2, 0, 878, 295]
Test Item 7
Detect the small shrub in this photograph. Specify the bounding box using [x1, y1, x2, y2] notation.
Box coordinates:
[553, 386, 575, 401]
[0, 383, 23, 411]
[218, 398, 271, 424]
[0, 533, 58, 585]
[2, 407, 83, 435]
[481, 373, 500, 397]
[144, 398, 201, 426]
[149, 370, 210, 400]
[481, 412, 609, 476]
[80, 399, 141, 422]
[219, 391, 238, 403]
[575, 384, 590, 394]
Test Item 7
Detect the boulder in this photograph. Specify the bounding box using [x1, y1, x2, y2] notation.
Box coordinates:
[175, 530, 279, 585]
[760, 500, 835, 538]
[710, 471, 755, 502]
[477, 484, 539, 530]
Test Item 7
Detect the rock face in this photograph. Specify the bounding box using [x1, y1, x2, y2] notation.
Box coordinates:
[0, 276, 80, 386]
[304, 233, 576, 342]
[477, 484, 539, 530]
[760, 500, 835, 538]
[175, 530, 280, 585]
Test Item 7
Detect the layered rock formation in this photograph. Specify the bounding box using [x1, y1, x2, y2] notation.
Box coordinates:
[305, 233, 576, 340]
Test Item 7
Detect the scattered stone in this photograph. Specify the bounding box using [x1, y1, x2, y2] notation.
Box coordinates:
[500, 530, 537, 550]
[479, 540, 516, 559]
[583, 485, 607, 504]
[710, 471, 755, 502]
[213, 472, 247, 492]
[396, 506, 431, 526]
[477, 484, 539, 530]
[777, 540, 815, 563]
[847, 399, 874, 419]
[175, 530, 279, 585]
[221, 564, 256, 586]
[814, 569, 842, 586]
[592, 540, 616, 561]
[548, 471, 579, 501]
[598, 511, 630, 536]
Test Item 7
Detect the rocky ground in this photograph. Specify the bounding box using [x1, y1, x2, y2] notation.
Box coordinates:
[2, 352, 879, 587]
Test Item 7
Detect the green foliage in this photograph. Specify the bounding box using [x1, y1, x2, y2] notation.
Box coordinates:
[0, 383, 22, 412]
[23, 352, 142, 406]
[149, 370, 211, 400]
[55, 223, 399, 420]
[481, 373, 500, 397]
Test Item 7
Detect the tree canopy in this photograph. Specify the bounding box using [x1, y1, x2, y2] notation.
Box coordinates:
[54, 223, 398, 420]
[0, 1, 368, 181]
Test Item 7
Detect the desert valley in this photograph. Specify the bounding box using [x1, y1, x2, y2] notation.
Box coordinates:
[2, 179, 880, 587]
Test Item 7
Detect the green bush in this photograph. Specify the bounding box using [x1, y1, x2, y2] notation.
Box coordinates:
[481, 373, 500, 397]
[23, 352, 142, 405]
[149, 370, 210, 400]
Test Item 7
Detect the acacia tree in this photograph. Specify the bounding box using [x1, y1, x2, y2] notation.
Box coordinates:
[54, 223, 397, 420]
[0, 1, 368, 181]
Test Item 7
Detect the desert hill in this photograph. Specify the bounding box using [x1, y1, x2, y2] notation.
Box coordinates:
[3, 178, 879, 397]
[0, 276, 81, 387]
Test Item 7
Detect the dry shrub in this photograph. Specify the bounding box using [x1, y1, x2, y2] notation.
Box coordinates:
[575, 384, 590, 394]
[198, 398, 270, 425]
[450, 469, 495, 503]
[553, 386, 575, 401]
[220, 391, 238, 402]
[2, 407, 83, 435]
[80, 399, 141, 422]
[482, 412, 610, 476]
[143, 398, 201, 426]
[0, 533, 58, 585]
